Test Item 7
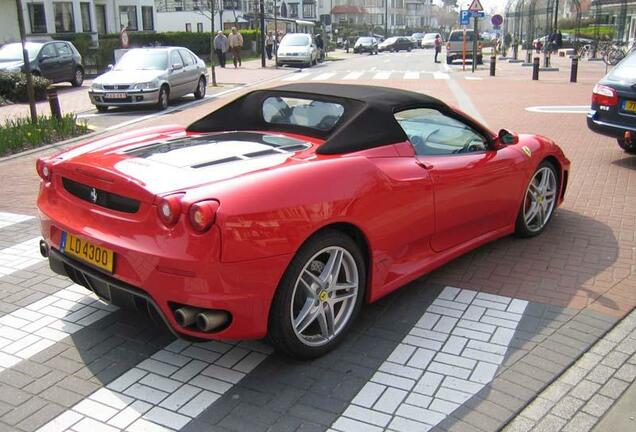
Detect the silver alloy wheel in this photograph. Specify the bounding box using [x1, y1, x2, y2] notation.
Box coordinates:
[159, 88, 168, 109]
[523, 166, 557, 233]
[290, 246, 359, 347]
[75, 69, 83, 85]
[198, 79, 205, 97]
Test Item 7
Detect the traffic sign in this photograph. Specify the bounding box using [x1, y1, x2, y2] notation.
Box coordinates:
[470, 11, 485, 18]
[459, 10, 470, 26]
[491, 14, 503, 26]
[468, 0, 484, 12]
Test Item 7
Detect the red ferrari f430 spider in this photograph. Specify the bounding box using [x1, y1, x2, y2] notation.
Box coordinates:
[37, 84, 570, 358]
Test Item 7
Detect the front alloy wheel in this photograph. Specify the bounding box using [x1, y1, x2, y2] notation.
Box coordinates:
[269, 230, 365, 358]
[157, 86, 169, 111]
[515, 161, 559, 237]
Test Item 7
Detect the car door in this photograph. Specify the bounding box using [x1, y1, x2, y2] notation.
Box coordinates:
[54, 42, 74, 81]
[178, 49, 199, 94]
[395, 107, 526, 252]
[168, 49, 186, 97]
[37, 43, 60, 82]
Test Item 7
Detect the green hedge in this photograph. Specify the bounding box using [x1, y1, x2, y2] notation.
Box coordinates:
[0, 72, 50, 103]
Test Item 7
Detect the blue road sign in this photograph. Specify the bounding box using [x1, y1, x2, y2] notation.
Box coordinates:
[460, 10, 470, 25]
[470, 11, 485, 18]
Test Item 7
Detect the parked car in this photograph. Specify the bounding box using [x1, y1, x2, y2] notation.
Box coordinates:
[89, 47, 208, 112]
[276, 33, 319, 68]
[421, 33, 442, 49]
[446, 29, 483, 64]
[378, 37, 414, 52]
[353, 37, 378, 55]
[411, 33, 425, 48]
[37, 83, 570, 358]
[0, 41, 84, 86]
[587, 49, 636, 154]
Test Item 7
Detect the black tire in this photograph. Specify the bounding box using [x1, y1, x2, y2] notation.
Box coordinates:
[95, 105, 108, 113]
[193, 76, 206, 100]
[515, 160, 560, 238]
[618, 137, 636, 154]
[71, 67, 84, 87]
[446, 56, 453, 64]
[268, 229, 366, 359]
[157, 85, 169, 111]
[407, 47, 412, 52]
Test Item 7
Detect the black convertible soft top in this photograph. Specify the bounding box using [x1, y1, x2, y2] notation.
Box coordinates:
[186, 83, 450, 155]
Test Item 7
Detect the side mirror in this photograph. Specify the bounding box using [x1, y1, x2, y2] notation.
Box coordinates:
[497, 129, 519, 146]
[171, 63, 183, 71]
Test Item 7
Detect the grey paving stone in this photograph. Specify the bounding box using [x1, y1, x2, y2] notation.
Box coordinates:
[0, 369, 34, 389]
[540, 381, 572, 403]
[616, 338, 636, 356]
[15, 402, 66, 432]
[585, 364, 615, 385]
[451, 406, 501, 432]
[498, 370, 546, 393]
[601, 351, 630, 369]
[533, 413, 567, 432]
[480, 388, 526, 413]
[0, 396, 47, 426]
[520, 397, 555, 421]
[562, 411, 598, 432]
[288, 404, 337, 426]
[560, 366, 589, 387]
[614, 363, 636, 382]
[599, 377, 630, 399]
[56, 375, 101, 397]
[0, 384, 31, 407]
[502, 415, 535, 432]
[299, 392, 349, 414]
[40, 385, 84, 408]
[570, 380, 602, 401]
[581, 393, 614, 417]
[551, 395, 585, 420]
[218, 413, 270, 432]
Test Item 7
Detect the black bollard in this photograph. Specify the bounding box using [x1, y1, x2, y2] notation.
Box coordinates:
[47, 87, 62, 120]
[570, 57, 578, 83]
[532, 57, 540, 80]
[490, 56, 496, 76]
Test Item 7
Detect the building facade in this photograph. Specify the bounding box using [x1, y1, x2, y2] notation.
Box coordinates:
[331, 0, 434, 34]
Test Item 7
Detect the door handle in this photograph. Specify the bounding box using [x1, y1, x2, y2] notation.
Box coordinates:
[416, 160, 434, 170]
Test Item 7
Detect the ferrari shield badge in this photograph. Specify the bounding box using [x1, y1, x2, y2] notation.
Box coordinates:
[522, 146, 532, 158]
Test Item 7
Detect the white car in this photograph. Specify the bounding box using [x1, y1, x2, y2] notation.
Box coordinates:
[421, 33, 442, 49]
[276, 33, 319, 68]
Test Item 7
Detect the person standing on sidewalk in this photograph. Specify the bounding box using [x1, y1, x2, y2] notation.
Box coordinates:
[434, 34, 442, 63]
[214, 31, 228, 68]
[228, 27, 243, 68]
[265, 31, 274, 60]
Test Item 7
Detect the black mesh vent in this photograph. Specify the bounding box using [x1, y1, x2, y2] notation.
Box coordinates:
[62, 178, 141, 214]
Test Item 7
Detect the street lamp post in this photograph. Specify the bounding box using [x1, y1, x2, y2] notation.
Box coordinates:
[274, 0, 278, 68]
[260, 0, 265, 67]
[385, 0, 388, 38]
[209, 0, 217, 86]
[553, 0, 559, 31]
[15, 0, 36, 122]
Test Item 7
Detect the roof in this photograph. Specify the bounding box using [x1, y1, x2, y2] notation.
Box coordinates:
[331, 6, 367, 14]
[186, 83, 449, 155]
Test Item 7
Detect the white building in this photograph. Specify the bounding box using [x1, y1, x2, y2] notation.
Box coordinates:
[1, 1, 157, 44]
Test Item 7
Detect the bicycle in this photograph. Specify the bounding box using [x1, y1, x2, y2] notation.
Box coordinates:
[603, 41, 635, 66]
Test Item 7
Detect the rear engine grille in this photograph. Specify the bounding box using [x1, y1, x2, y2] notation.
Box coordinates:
[62, 177, 141, 213]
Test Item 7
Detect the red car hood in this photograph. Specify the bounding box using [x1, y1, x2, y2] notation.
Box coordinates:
[50, 126, 320, 202]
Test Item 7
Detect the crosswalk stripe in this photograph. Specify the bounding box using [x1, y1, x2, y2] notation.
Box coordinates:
[38, 339, 272, 431]
[465, 76, 483, 80]
[0, 237, 45, 277]
[373, 71, 392, 80]
[281, 73, 310, 81]
[0, 284, 117, 372]
[433, 72, 450, 80]
[312, 72, 337, 81]
[343, 71, 364, 80]
[0, 212, 34, 230]
[404, 71, 420, 80]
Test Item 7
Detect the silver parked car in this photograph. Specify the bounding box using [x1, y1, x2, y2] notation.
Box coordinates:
[89, 47, 208, 112]
[276, 33, 318, 68]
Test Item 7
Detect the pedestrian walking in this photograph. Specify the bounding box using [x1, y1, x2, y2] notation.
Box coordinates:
[315, 34, 324, 62]
[556, 30, 563, 50]
[265, 31, 274, 60]
[214, 31, 228, 68]
[228, 27, 243, 68]
[434, 34, 442, 63]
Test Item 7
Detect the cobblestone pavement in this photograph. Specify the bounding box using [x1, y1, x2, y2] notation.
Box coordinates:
[0, 49, 634, 431]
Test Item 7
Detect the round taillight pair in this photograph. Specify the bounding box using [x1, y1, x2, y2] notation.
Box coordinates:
[189, 200, 219, 233]
[36, 158, 51, 182]
[157, 195, 183, 227]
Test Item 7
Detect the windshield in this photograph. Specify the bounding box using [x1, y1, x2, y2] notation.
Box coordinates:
[357, 37, 373, 44]
[281, 35, 310, 46]
[450, 31, 476, 42]
[423, 34, 438, 40]
[383, 37, 397, 44]
[0, 43, 41, 61]
[115, 50, 168, 71]
[412, 33, 424, 38]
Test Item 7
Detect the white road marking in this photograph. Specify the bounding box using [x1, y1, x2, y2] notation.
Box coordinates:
[465, 76, 483, 80]
[343, 71, 365, 80]
[281, 72, 311, 81]
[433, 72, 450, 80]
[311, 72, 337, 81]
[38, 339, 272, 432]
[0, 237, 45, 277]
[0, 284, 117, 372]
[373, 71, 392, 80]
[0, 212, 34, 230]
[330, 287, 527, 432]
[525, 105, 589, 114]
[404, 71, 420, 80]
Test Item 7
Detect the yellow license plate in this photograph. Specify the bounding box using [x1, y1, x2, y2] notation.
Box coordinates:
[62, 232, 114, 273]
[624, 100, 636, 112]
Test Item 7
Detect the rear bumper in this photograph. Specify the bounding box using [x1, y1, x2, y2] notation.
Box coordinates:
[587, 110, 636, 139]
[277, 55, 311, 65]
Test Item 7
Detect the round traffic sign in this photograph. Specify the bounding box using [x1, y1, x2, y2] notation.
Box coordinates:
[491, 14, 503, 27]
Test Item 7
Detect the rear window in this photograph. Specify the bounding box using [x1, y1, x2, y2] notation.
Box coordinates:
[357, 37, 373, 43]
[608, 52, 636, 82]
[450, 31, 476, 42]
[262, 97, 345, 131]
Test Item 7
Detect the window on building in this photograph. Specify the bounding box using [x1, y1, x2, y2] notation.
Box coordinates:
[28, 3, 47, 34]
[95, 4, 107, 33]
[288, 3, 298, 18]
[185, 23, 192, 32]
[80, 2, 91, 32]
[224, 0, 241, 10]
[142, 6, 154, 30]
[119, 6, 138, 31]
[197, 23, 203, 32]
[54, 2, 75, 33]
[302, 2, 315, 18]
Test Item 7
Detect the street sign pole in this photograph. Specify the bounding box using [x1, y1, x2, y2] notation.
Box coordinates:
[472, 16, 478, 73]
[15, 0, 36, 123]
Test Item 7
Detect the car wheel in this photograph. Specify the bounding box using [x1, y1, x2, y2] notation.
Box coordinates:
[515, 160, 559, 238]
[407, 47, 412, 52]
[194, 76, 206, 100]
[157, 86, 169, 111]
[71, 67, 84, 87]
[95, 105, 108, 113]
[268, 229, 366, 359]
[618, 137, 636, 154]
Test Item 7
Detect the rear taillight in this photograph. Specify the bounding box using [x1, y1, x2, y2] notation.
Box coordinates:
[36, 158, 51, 182]
[189, 200, 219, 233]
[592, 84, 618, 106]
[157, 194, 183, 227]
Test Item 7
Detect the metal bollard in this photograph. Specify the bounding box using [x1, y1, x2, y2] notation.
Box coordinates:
[46, 87, 62, 120]
[570, 57, 578, 83]
[532, 57, 540, 80]
[490, 56, 496, 76]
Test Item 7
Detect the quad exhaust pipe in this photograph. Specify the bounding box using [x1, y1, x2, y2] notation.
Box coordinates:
[174, 306, 230, 333]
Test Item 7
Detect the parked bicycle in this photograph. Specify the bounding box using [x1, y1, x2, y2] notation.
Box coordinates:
[603, 41, 635, 66]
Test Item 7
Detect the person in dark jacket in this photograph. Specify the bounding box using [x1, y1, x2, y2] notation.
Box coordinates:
[315, 34, 324, 62]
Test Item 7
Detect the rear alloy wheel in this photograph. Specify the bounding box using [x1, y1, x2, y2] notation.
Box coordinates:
[515, 161, 559, 237]
[269, 230, 366, 359]
[617, 137, 636, 154]
[194, 77, 206, 100]
[157, 86, 169, 111]
[71, 67, 84, 87]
